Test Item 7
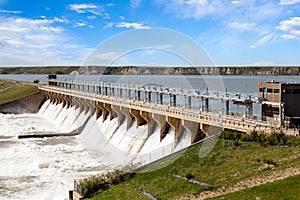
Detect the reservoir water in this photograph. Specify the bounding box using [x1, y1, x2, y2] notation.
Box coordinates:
[0, 74, 299, 199]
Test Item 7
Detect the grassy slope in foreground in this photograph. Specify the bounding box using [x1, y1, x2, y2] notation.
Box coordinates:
[0, 79, 38, 105]
[90, 138, 300, 200]
[210, 174, 300, 200]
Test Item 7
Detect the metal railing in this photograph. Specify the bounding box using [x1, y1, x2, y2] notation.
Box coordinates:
[39, 85, 277, 130]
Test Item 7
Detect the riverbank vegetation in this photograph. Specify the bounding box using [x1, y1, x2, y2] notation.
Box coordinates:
[77, 168, 134, 199]
[0, 66, 79, 74]
[0, 79, 38, 105]
[78, 130, 300, 199]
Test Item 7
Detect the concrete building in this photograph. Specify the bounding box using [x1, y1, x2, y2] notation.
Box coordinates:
[258, 81, 300, 128]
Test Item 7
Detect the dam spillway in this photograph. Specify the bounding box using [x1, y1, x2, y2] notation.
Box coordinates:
[37, 99, 191, 168]
[37, 76, 277, 167]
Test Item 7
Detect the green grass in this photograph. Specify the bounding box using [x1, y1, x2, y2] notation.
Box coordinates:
[0, 66, 79, 74]
[0, 79, 18, 90]
[90, 138, 300, 200]
[0, 81, 38, 105]
[210, 174, 300, 200]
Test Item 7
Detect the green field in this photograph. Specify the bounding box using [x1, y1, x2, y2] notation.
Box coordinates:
[0, 79, 38, 105]
[210, 174, 300, 200]
[0, 79, 18, 90]
[89, 137, 300, 200]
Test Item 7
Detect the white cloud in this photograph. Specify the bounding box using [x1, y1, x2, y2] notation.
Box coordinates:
[87, 15, 97, 20]
[154, 0, 231, 20]
[231, 0, 242, 4]
[0, 9, 22, 14]
[53, 17, 69, 23]
[229, 22, 255, 31]
[104, 13, 110, 19]
[250, 32, 277, 48]
[95, 51, 121, 61]
[257, 33, 275, 45]
[155, 0, 285, 27]
[74, 22, 87, 27]
[69, 4, 102, 16]
[0, 17, 63, 33]
[279, 0, 300, 5]
[277, 17, 300, 40]
[116, 22, 151, 29]
[103, 22, 114, 29]
[120, 16, 125, 21]
[0, 17, 87, 66]
[131, 0, 142, 8]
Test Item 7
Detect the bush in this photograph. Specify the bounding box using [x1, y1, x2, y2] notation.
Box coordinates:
[221, 130, 300, 147]
[185, 172, 194, 180]
[263, 158, 278, 167]
[78, 168, 134, 198]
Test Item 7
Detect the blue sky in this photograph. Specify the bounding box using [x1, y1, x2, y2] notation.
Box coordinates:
[0, 0, 299, 67]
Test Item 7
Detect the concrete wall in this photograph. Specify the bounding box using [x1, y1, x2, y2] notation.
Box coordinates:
[0, 91, 46, 114]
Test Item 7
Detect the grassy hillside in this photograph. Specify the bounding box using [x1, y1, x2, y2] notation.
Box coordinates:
[210, 174, 300, 200]
[0, 79, 38, 105]
[0, 66, 79, 74]
[89, 134, 300, 200]
[0, 79, 17, 90]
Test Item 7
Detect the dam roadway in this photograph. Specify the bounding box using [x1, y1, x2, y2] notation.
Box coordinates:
[39, 78, 277, 144]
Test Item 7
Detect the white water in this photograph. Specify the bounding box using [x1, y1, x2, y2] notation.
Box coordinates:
[0, 106, 109, 199]
[0, 100, 191, 199]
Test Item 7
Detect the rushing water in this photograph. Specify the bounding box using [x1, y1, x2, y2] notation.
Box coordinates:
[0, 99, 191, 199]
[0, 114, 108, 199]
[1, 74, 300, 199]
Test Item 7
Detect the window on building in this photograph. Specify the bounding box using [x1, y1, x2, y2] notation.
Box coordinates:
[274, 89, 280, 93]
[293, 89, 300, 94]
[267, 88, 273, 93]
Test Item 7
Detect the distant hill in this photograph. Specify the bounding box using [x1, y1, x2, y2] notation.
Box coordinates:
[0, 66, 79, 75]
[1, 66, 300, 76]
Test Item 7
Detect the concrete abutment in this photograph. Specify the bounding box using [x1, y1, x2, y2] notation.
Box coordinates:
[166, 116, 182, 145]
[141, 111, 155, 136]
[130, 109, 146, 127]
[120, 107, 134, 130]
[111, 105, 124, 126]
[182, 120, 206, 144]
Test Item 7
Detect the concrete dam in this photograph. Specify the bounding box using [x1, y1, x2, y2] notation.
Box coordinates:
[34, 75, 276, 168]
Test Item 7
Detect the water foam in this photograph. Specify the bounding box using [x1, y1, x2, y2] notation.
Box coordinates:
[1, 99, 192, 199]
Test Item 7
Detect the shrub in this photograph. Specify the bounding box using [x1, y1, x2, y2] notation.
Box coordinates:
[221, 130, 300, 147]
[263, 158, 278, 167]
[185, 172, 194, 180]
[77, 168, 134, 198]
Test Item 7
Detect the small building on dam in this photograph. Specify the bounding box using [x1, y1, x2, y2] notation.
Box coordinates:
[258, 81, 300, 128]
